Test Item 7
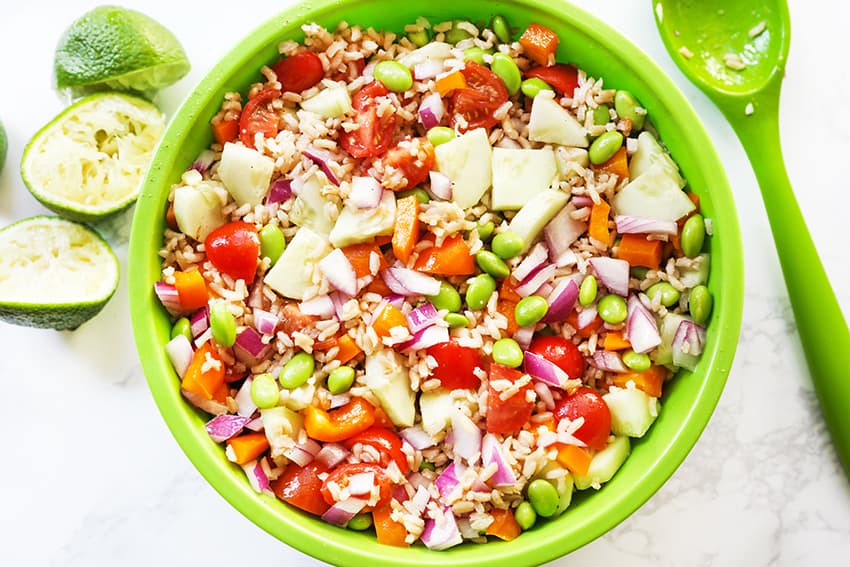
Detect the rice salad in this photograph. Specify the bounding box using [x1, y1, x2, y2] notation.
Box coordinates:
[155, 16, 713, 548]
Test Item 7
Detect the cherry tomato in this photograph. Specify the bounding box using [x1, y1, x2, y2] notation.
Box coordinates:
[271, 461, 330, 516]
[279, 302, 320, 336]
[345, 427, 409, 472]
[239, 87, 281, 148]
[320, 462, 392, 508]
[340, 81, 397, 158]
[524, 64, 579, 96]
[553, 386, 612, 450]
[486, 363, 534, 435]
[527, 335, 586, 381]
[382, 137, 435, 190]
[204, 221, 260, 283]
[427, 340, 484, 390]
[449, 62, 509, 132]
[272, 51, 325, 93]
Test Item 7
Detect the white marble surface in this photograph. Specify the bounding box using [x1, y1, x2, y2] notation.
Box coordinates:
[1, 1, 848, 565]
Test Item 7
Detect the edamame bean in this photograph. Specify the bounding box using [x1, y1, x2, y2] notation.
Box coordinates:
[491, 53, 522, 95]
[589, 130, 624, 165]
[689, 285, 713, 324]
[347, 513, 373, 531]
[464, 46, 487, 64]
[419, 460, 436, 472]
[280, 352, 315, 389]
[446, 21, 472, 44]
[579, 275, 598, 306]
[210, 302, 237, 347]
[476, 220, 495, 242]
[466, 274, 497, 310]
[251, 373, 280, 409]
[515, 501, 537, 530]
[445, 313, 470, 328]
[171, 317, 192, 342]
[373, 60, 413, 92]
[680, 214, 706, 258]
[515, 295, 549, 327]
[327, 366, 355, 395]
[622, 349, 652, 371]
[598, 294, 628, 324]
[398, 187, 430, 204]
[526, 479, 559, 518]
[428, 281, 462, 312]
[492, 338, 524, 368]
[614, 90, 646, 131]
[593, 104, 611, 125]
[476, 250, 511, 279]
[646, 282, 681, 307]
[426, 126, 456, 147]
[491, 15, 512, 43]
[407, 29, 430, 47]
[491, 230, 524, 259]
[259, 224, 286, 265]
[520, 77, 553, 99]
[630, 266, 649, 279]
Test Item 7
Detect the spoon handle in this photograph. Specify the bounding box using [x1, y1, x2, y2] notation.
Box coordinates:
[723, 95, 850, 474]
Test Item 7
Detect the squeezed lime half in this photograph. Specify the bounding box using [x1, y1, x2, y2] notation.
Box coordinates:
[0, 216, 119, 330]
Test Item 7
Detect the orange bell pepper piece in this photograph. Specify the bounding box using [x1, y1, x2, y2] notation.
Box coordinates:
[303, 397, 376, 442]
[342, 242, 386, 279]
[612, 365, 668, 398]
[588, 199, 612, 247]
[592, 146, 629, 180]
[371, 303, 407, 339]
[603, 330, 632, 351]
[486, 508, 522, 541]
[181, 343, 226, 400]
[227, 433, 270, 465]
[392, 195, 420, 265]
[556, 443, 593, 477]
[500, 276, 523, 303]
[333, 334, 362, 364]
[172, 269, 208, 311]
[435, 70, 467, 97]
[211, 116, 239, 146]
[413, 234, 475, 276]
[373, 504, 409, 547]
[519, 23, 560, 66]
[496, 300, 519, 336]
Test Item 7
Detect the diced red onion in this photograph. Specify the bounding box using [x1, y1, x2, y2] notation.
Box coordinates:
[386, 266, 442, 296]
[588, 257, 630, 297]
[328, 393, 351, 410]
[534, 381, 556, 410]
[235, 377, 257, 418]
[514, 325, 535, 350]
[615, 215, 677, 236]
[590, 350, 628, 373]
[316, 443, 350, 468]
[252, 308, 280, 335]
[552, 249, 578, 268]
[300, 294, 335, 318]
[545, 203, 587, 261]
[190, 149, 216, 174]
[303, 147, 340, 185]
[457, 517, 480, 540]
[481, 434, 517, 486]
[418, 92, 445, 129]
[512, 243, 549, 282]
[154, 281, 183, 313]
[205, 414, 251, 443]
[515, 264, 557, 297]
[400, 324, 449, 353]
[542, 278, 579, 323]
[247, 284, 266, 309]
[234, 327, 272, 364]
[329, 292, 347, 320]
[435, 461, 465, 500]
[414, 60, 445, 80]
[283, 440, 320, 467]
[266, 178, 293, 204]
[245, 417, 265, 432]
[349, 176, 384, 209]
[319, 248, 358, 296]
[524, 350, 574, 388]
[188, 307, 209, 338]
[421, 509, 463, 550]
[411, 485, 431, 513]
[400, 426, 436, 450]
[672, 318, 706, 371]
[576, 305, 598, 329]
[165, 335, 193, 378]
[571, 195, 594, 208]
[406, 302, 440, 333]
[321, 498, 368, 527]
[627, 295, 661, 354]
[386, 294, 406, 309]
[241, 460, 271, 493]
[406, 471, 430, 491]
[428, 171, 452, 200]
[182, 388, 229, 415]
[450, 410, 482, 463]
[346, 472, 375, 496]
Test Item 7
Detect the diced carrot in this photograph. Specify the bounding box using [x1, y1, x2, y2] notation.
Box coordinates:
[496, 300, 519, 336]
[211, 116, 239, 146]
[603, 330, 632, 351]
[500, 276, 523, 303]
[566, 310, 604, 338]
[334, 334, 362, 364]
[612, 365, 668, 398]
[392, 195, 420, 265]
[342, 242, 385, 279]
[588, 199, 612, 247]
[373, 504, 409, 547]
[226, 433, 270, 465]
[592, 146, 629, 180]
[519, 23, 560, 67]
[413, 234, 476, 276]
[435, 70, 467, 96]
[172, 270, 208, 311]
[616, 233, 663, 269]
[181, 343, 226, 400]
[556, 443, 592, 477]
[371, 303, 407, 339]
[486, 508, 522, 541]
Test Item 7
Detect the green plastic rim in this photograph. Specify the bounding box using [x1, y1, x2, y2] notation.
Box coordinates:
[129, 1, 744, 565]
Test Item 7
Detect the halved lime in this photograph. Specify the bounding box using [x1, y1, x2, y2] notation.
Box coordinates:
[0, 216, 119, 330]
[21, 92, 165, 222]
[54, 5, 190, 99]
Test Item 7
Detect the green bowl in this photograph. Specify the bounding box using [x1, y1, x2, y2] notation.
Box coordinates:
[129, 0, 743, 564]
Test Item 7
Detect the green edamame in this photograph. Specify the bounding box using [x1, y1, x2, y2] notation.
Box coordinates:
[445, 21, 472, 44]
[527, 479, 559, 518]
[170, 317, 192, 342]
[373, 60, 413, 92]
[398, 187, 430, 204]
[210, 302, 237, 347]
[579, 275, 598, 306]
[347, 513, 373, 531]
[630, 266, 649, 280]
[589, 130, 624, 165]
[475, 250, 511, 279]
[466, 274, 497, 310]
[680, 214, 706, 258]
[614, 90, 646, 131]
[419, 460, 436, 472]
[476, 220, 495, 242]
[250, 373, 280, 409]
[491, 230, 524, 259]
[407, 29, 430, 47]
[515, 295, 548, 327]
[492, 338, 524, 368]
[259, 224, 286, 265]
[491, 53, 521, 95]
[428, 281, 462, 312]
[515, 501, 537, 530]
[689, 285, 713, 324]
[327, 366, 356, 395]
[593, 104, 611, 125]
[520, 77, 554, 99]
[445, 313, 470, 328]
[491, 15, 512, 43]
[598, 294, 628, 324]
[464, 46, 487, 64]
[622, 349, 652, 372]
[426, 126, 456, 147]
[646, 282, 681, 307]
[280, 352, 315, 389]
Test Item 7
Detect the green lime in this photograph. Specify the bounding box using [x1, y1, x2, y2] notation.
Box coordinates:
[54, 5, 190, 99]
[0, 118, 6, 175]
[0, 216, 119, 330]
[21, 92, 165, 222]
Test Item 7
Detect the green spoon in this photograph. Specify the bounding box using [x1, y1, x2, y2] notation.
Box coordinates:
[653, 0, 850, 475]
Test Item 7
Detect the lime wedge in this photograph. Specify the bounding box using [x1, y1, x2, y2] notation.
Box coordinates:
[21, 92, 165, 222]
[54, 5, 190, 99]
[0, 118, 6, 174]
[0, 216, 119, 330]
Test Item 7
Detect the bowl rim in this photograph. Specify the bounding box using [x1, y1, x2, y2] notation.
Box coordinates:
[129, 0, 744, 564]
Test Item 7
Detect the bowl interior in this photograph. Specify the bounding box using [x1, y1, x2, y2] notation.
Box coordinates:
[129, 0, 743, 565]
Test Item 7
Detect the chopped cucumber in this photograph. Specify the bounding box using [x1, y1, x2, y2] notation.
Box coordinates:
[172, 180, 227, 241]
[629, 131, 685, 189]
[263, 227, 332, 300]
[528, 92, 588, 148]
[218, 142, 275, 206]
[261, 406, 303, 463]
[434, 128, 493, 209]
[654, 312, 689, 366]
[399, 41, 453, 68]
[603, 387, 660, 438]
[508, 190, 570, 252]
[612, 163, 696, 221]
[419, 389, 456, 436]
[289, 174, 337, 235]
[555, 147, 589, 175]
[300, 84, 352, 118]
[490, 147, 557, 210]
[328, 190, 396, 247]
[537, 461, 574, 515]
[573, 436, 631, 490]
[280, 383, 317, 411]
[364, 349, 415, 427]
[679, 253, 710, 288]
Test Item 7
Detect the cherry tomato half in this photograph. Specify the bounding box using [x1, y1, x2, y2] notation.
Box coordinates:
[524, 64, 579, 96]
[272, 51, 325, 93]
[450, 62, 509, 132]
[320, 462, 392, 509]
[527, 335, 586, 381]
[344, 427, 409, 473]
[271, 461, 330, 516]
[382, 137, 435, 190]
[239, 87, 281, 148]
[553, 386, 612, 450]
[204, 221, 260, 283]
[486, 363, 534, 435]
[427, 340, 484, 390]
[340, 81, 397, 158]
